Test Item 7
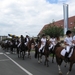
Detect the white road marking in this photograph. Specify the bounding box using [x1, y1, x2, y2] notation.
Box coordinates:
[0, 52, 3, 54]
[5, 52, 10, 54]
[3, 53, 33, 75]
[0, 59, 9, 61]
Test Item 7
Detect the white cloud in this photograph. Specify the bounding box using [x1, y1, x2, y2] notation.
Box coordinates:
[0, 0, 75, 37]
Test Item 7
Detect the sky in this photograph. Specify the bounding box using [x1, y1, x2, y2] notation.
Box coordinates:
[0, 0, 75, 37]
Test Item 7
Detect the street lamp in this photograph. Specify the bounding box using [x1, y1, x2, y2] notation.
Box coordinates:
[25, 32, 30, 36]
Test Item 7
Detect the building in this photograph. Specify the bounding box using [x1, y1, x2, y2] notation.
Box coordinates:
[0, 36, 8, 41]
[38, 16, 75, 36]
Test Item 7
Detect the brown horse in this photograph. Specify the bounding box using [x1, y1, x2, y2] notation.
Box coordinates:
[54, 42, 75, 75]
[35, 39, 55, 67]
[26, 38, 35, 58]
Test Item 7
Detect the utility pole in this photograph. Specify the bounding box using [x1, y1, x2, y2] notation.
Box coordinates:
[63, 4, 69, 34]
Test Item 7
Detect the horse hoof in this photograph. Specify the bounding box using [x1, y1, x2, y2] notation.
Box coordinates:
[38, 61, 40, 64]
[64, 65, 66, 67]
[47, 65, 49, 67]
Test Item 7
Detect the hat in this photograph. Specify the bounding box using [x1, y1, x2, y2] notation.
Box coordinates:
[66, 30, 72, 35]
[42, 34, 45, 37]
[26, 35, 28, 37]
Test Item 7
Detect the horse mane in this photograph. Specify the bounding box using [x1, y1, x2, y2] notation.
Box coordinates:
[54, 42, 61, 51]
[30, 38, 35, 44]
[56, 42, 61, 47]
[45, 40, 50, 50]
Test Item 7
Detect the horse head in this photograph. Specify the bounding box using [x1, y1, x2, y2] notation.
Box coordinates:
[29, 38, 35, 50]
[44, 39, 50, 51]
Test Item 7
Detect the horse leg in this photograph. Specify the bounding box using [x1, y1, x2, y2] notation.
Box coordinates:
[66, 62, 73, 75]
[52, 53, 55, 63]
[22, 50, 25, 60]
[34, 47, 38, 58]
[17, 48, 19, 58]
[39, 50, 43, 63]
[38, 53, 41, 63]
[56, 56, 63, 75]
[44, 56, 49, 67]
[28, 50, 31, 59]
[47, 56, 49, 67]
[58, 65, 62, 75]
[44, 56, 46, 66]
[11, 47, 13, 54]
[19, 50, 22, 57]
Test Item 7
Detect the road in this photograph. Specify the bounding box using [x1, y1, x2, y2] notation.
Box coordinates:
[0, 47, 75, 75]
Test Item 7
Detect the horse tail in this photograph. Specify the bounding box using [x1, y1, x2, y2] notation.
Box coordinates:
[34, 46, 38, 58]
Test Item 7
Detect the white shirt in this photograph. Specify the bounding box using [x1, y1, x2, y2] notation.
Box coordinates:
[64, 36, 73, 46]
[41, 38, 46, 45]
[19, 38, 21, 43]
[26, 38, 29, 42]
[50, 38, 56, 45]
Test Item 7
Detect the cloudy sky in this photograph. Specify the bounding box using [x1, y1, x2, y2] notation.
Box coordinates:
[0, 0, 75, 37]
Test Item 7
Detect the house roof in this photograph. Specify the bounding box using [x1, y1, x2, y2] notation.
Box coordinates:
[38, 16, 75, 36]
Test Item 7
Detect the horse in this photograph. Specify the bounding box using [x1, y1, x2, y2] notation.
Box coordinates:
[17, 36, 26, 60]
[34, 39, 55, 67]
[26, 38, 35, 58]
[10, 39, 19, 54]
[17, 38, 35, 59]
[54, 42, 75, 75]
[17, 41, 26, 60]
[1, 40, 11, 51]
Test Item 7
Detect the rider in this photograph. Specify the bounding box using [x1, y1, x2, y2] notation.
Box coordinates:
[24, 35, 30, 46]
[49, 36, 56, 50]
[21, 35, 25, 44]
[35, 36, 40, 46]
[18, 35, 24, 47]
[64, 30, 73, 60]
[39, 34, 46, 52]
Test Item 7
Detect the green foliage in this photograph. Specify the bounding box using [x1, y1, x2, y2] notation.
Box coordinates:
[43, 25, 64, 37]
[72, 28, 75, 35]
[2, 38, 11, 41]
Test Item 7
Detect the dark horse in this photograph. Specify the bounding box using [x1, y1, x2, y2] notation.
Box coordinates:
[1, 40, 11, 51]
[10, 39, 19, 54]
[18, 38, 35, 59]
[35, 39, 55, 67]
[17, 36, 26, 59]
[54, 42, 75, 75]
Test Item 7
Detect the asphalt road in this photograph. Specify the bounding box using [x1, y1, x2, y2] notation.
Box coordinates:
[0, 47, 75, 75]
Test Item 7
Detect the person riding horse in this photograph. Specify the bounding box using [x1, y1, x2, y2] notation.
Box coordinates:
[39, 34, 46, 53]
[49, 36, 57, 51]
[54, 30, 75, 75]
[17, 35, 26, 59]
[63, 30, 74, 61]
[20, 35, 25, 50]
[24, 35, 30, 46]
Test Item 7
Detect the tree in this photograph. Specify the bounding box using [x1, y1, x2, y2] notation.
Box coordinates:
[42, 25, 64, 37]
